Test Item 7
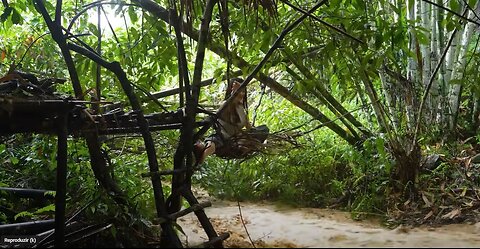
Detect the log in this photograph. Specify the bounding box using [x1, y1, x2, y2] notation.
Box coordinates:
[0, 187, 55, 199]
[0, 219, 55, 235]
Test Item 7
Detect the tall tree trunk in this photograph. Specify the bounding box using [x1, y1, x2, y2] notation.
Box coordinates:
[448, 2, 479, 130]
[435, 0, 448, 125]
[421, 0, 432, 124]
[406, 0, 418, 129]
[430, 0, 440, 124]
[443, 34, 460, 125]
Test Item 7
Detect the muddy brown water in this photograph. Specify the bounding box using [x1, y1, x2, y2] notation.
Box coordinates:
[177, 199, 480, 248]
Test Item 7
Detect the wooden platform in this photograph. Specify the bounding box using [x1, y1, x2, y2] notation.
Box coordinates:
[0, 95, 186, 135]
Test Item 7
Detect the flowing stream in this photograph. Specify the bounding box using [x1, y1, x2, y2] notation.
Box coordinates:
[177, 198, 480, 248]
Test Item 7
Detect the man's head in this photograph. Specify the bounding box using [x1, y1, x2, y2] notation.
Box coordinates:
[230, 79, 245, 103]
[225, 77, 245, 100]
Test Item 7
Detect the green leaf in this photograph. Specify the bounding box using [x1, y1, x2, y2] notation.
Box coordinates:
[0, 7, 13, 22]
[34, 204, 55, 214]
[128, 7, 138, 23]
[15, 1, 27, 11]
[110, 225, 117, 238]
[213, 67, 225, 82]
[11, 8, 22, 25]
[260, 33, 272, 53]
[43, 0, 55, 12]
[88, 23, 99, 37]
[172, 221, 186, 235]
[375, 137, 386, 160]
[353, 0, 366, 10]
[14, 211, 34, 221]
[415, 30, 428, 45]
[446, 20, 456, 32]
[393, 29, 405, 45]
[469, 0, 478, 7]
[450, 0, 460, 12]
[449, 79, 463, 85]
[389, 3, 400, 15]
[375, 32, 383, 48]
[115, 4, 124, 16]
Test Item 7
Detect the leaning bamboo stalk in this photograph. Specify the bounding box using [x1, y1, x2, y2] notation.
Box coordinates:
[284, 49, 366, 138]
[357, 63, 391, 137]
[168, 3, 193, 217]
[285, 66, 360, 139]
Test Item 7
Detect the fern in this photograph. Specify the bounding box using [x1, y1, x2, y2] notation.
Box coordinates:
[14, 211, 34, 221]
[34, 204, 55, 215]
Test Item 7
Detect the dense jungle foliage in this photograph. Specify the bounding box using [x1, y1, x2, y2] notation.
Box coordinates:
[0, 0, 480, 247]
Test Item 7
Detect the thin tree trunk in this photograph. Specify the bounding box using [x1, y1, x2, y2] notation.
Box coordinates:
[168, 2, 192, 216]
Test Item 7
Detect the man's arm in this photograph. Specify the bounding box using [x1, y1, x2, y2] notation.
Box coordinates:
[245, 109, 253, 130]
